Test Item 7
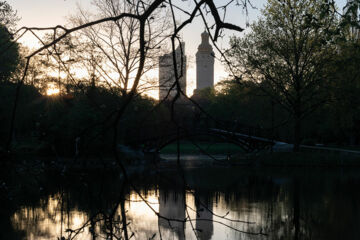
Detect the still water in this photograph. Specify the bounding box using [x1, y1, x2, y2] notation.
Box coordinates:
[3, 157, 360, 240]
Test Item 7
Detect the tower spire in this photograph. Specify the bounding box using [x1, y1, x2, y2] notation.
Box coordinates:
[195, 31, 215, 92]
[198, 31, 213, 52]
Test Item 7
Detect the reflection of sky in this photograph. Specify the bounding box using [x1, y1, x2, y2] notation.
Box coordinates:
[11, 173, 360, 240]
[11, 188, 287, 240]
[11, 195, 91, 240]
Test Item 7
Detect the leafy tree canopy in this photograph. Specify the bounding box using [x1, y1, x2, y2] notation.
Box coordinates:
[0, 1, 20, 82]
[0, 1, 19, 32]
[225, 0, 338, 151]
[0, 24, 19, 83]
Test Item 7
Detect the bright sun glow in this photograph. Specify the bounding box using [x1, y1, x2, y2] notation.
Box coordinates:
[46, 84, 60, 96]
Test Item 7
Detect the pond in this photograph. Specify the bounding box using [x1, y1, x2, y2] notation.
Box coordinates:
[2, 155, 360, 240]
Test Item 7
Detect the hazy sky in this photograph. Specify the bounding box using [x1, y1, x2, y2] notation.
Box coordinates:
[9, 0, 348, 96]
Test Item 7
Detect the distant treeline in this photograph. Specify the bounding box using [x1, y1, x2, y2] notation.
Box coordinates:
[193, 81, 360, 147]
[0, 83, 173, 156]
[1, 78, 359, 156]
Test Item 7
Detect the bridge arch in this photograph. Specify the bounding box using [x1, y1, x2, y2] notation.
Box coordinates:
[155, 130, 252, 153]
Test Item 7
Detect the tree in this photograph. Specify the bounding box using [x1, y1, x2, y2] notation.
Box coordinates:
[8, 0, 248, 164]
[342, 0, 360, 40]
[0, 25, 19, 83]
[69, 0, 170, 96]
[0, 1, 20, 82]
[327, 40, 360, 145]
[0, 1, 19, 32]
[226, 0, 338, 151]
[6, 2, 270, 239]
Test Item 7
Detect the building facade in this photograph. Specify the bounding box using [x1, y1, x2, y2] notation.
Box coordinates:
[158, 43, 187, 100]
[195, 31, 215, 92]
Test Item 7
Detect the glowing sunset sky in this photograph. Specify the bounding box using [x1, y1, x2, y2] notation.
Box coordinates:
[10, 0, 348, 96]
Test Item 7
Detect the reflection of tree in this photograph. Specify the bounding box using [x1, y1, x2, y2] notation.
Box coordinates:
[13, 168, 360, 239]
[293, 178, 300, 240]
[11, 192, 90, 239]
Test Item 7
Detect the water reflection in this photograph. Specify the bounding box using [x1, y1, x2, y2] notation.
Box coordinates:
[159, 189, 186, 240]
[12, 193, 91, 240]
[7, 167, 360, 239]
[195, 191, 213, 240]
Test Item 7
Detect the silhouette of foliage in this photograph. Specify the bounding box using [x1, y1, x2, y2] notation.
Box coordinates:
[226, 0, 338, 151]
[0, 25, 19, 82]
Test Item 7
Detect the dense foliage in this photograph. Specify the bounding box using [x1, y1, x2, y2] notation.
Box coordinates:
[225, 0, 341, 150]
[0, 25, 19, 83]
[0, 83, 171, 155]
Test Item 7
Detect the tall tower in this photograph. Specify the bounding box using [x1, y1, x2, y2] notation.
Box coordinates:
[196, 31, 215, 91]
[159, 43, 187, 100]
